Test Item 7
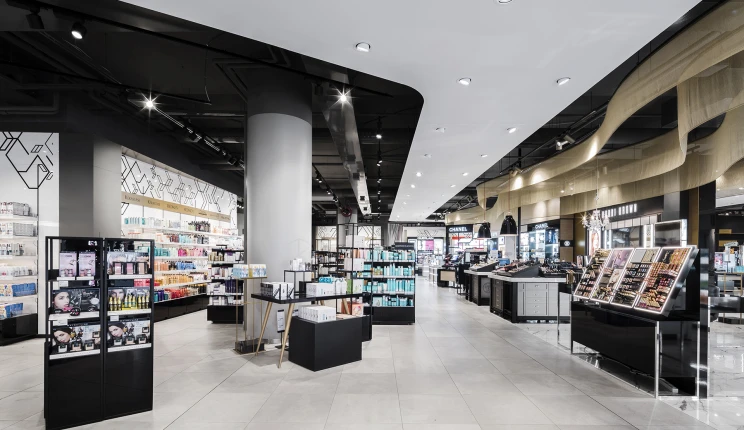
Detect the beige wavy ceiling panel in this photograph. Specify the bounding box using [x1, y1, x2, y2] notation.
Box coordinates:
[560, 103, 744, 215]
[678, 50, 744, 149]
[716, 158, 744, 191]
[473, 1, 744, 207]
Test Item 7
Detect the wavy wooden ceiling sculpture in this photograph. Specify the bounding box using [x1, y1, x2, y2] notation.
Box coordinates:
[448, 0, 744, 226]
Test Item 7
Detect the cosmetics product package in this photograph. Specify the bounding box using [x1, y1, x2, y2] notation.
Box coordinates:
[52, 288, 100, 313]
[107, 317, 150, 348]
[59, 252, 78, 278]
[306, 283, 335, 297]
[51, 322, 101, 355]
[77, 251, 96, 278]
[260, 282, 294, 299]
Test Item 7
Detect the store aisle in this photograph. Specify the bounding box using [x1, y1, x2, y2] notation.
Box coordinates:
[0, 277, 741, 429]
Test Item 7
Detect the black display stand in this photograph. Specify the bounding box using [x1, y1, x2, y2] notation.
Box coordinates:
[207, 304, 243, 323]
[44, 237, 155, 430]
[0, 313, 38, 346]
[289, 316, 362, 371]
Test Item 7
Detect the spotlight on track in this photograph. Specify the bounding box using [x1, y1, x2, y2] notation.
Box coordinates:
[71, 22, 86, 40]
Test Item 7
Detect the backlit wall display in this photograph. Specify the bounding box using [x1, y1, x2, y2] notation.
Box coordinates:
[589, 248, 632, 303]
[610, 248, 660, 308]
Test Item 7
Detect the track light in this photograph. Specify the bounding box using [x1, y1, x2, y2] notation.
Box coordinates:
[26, 12, 43, 30]
[375, 134, 382, 139]
[377, 158, 383, 166]
[144, 97, 155, 109]
[327, 190, 331, 195]
[377, 178, 381, 183]
[556, 140, 566, 151]
[71, 22, 86, 40]
[355, 42, 371, 52]
[556, 77, 571, 86]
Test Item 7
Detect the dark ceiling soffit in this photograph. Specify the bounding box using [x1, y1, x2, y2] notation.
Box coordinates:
[10, 0, 393, 99]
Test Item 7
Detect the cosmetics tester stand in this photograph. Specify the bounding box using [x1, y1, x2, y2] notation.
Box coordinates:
[44, 237, 155, 430]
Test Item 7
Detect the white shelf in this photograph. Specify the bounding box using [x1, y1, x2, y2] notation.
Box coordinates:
[49, 311, 99, 321]
[0, 215, 37, 223]
[0, 275, 37, 281]
[0, 295, 36, 302]
[121, 224, 241, 239]
[208, 292, 243, 296]
[0, 255, 37, 260]
[0, 236, 37, 241]
[155, 242, 213, 248]
[108, 309, 152, 316]
[154, 256, 208, 260]
[371, 276, 415, 279]
[108, 274, 152, 280]
[155, 280, 208, 288]
[369, 260, 416, 263]
[108, 343, 151, 353]
[49, 350, 100, 360]
[155, 269, 207, 275]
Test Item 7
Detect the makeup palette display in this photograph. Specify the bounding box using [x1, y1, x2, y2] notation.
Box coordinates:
[589, 248, 632, 303]
[635, 247, 692, 313]
[573, 249, 611, 298]
[610, 248, 660, 307]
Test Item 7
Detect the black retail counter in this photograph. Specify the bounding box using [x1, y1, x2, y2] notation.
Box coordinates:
[154, 294, 208, 322]
[464, 270, 491, 305]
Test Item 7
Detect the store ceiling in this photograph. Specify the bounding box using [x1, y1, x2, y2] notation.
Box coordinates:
[435, 0, 725, 219]
[0, 0, 422, 219]
[123, 0, 700, 222]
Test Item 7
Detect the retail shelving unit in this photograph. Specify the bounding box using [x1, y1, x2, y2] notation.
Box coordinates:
[0, 209, 39, 345]
[206, 247, 244, 323]
[44, 237, 155, 429]
[368, 243, 416, 325]
[336, 222, 374, 332]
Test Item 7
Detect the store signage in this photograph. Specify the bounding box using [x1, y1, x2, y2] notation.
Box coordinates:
[121, 192, 231, 222]
[394, 242, 416, 250]
[533, 223, 548, 230]
[724, 241, 739, 247]
[561, 240, 574, 247]
[447, 225, 472, 234]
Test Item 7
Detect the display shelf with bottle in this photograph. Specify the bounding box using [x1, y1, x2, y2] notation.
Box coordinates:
[45, 237, 106, 429]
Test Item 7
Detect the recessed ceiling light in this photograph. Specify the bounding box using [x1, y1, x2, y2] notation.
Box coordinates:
[144, 98, 155, 109]
[339, 93, 348, 103]
[441, 194, 446, 197]
[424, 154, 431, 158]
[560, 189, 565, 193]
[497, 0, 513, 3]
[480, 154, 488, 158]
[355, 42, 371, 52]
[556, 77, 571, 86]
[71, 22, 86, 40]
[411, 184, 416, 188]
[403, 202, 407, 205]
[507, 127, 517, 134]
[451, 184, 456, 188]
[397, 215, 400, 218]
[458, 77, 472, 86]
[435, 127, 446, 133]
[375, 134, 382, 139]
[416, 172, 422, 177]
[462, 172, 468, 176]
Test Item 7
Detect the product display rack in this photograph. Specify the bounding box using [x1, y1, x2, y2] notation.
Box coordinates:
[572, 246, 697, 317]
[336, 222, 375, 331]
[0, 208, 39, 345]
[44, 237, 154, 430]
[368, 243, 416, 325]
[206, 247, 245, 323]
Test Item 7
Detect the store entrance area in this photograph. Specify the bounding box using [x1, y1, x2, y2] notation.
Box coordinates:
[0, 276, 734, 429]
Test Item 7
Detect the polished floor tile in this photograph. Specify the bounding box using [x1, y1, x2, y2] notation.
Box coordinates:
[4, 276, 733, 429]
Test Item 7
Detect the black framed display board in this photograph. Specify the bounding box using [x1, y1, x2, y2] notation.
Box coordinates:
[45, 237, 154, 430]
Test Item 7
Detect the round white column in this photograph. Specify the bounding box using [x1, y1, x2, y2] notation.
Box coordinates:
[244, 72, 312, 340]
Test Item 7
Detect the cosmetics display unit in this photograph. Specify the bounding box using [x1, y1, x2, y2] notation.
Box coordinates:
[0, 201, 39, 345]
[465, 261, 497, 306]
[206, 247, 245, 323]
[570, 245, 699, 396]
[45, 237, 155, 430]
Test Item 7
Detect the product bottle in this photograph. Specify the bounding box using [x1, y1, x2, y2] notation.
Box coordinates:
[108, 296, 113, 311]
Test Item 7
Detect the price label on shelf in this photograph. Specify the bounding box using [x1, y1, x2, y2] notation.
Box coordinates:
[110, 315, 119, 322]
[52, 319, 68, 326]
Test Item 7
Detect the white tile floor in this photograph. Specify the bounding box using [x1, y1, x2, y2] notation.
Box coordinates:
[0, 277, 742, 429]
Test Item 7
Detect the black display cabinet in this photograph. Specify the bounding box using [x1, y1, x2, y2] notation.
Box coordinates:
[44, 237, 154, 430]
[289, 316, 362, 371]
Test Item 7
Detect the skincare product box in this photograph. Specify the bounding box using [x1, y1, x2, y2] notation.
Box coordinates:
[344, 235, 366, 248]
[260, 282, 294, 299]
[306, 283, 335, 297]
[0, 302, 22, 319]
[59, 252, 78, 278]
[298, 305, 336, 322]
[343, 258, 365, 271]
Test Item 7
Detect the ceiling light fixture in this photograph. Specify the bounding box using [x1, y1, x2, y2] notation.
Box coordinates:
[480, 154, 488, 158]
[375, 134, 382, 139]
[424, 154, 431, 158]
[144, 97, 155, 109]
[411, 184, 416, 189]
[416, 172, 422, 177]
[458, 77, 472, 86]
[355, 42, 371, 52]
[71, 22, 86, 40]
[338, 92, 349, 103]
[556, 77, 571, 86]
[435, 127, 446, 133]
[556, 140, 566, 151]
[377, 178, 381, 183]
[507, 127, 517, 134]
[462, 172, 469, 176]
[497, 0, 513, 3]
[451, 184, 456, 188]
[560, 189, 565, 193]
